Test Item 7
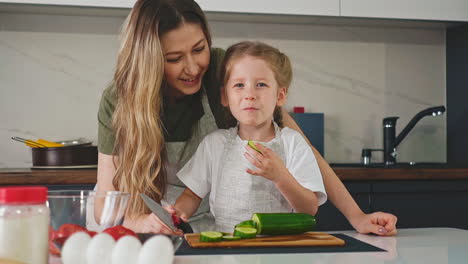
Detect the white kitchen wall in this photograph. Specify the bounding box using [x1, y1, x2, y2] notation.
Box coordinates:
[0, 12, 446, 167]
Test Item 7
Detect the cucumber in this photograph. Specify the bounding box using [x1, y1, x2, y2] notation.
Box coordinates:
[199, 231, 223, 242]
[235, 220, 257, 228]
[247, 140, 262, 153]
[251, 213, 316, 235]
[222, 235, 241, 241]
[233, 227, 257, 239]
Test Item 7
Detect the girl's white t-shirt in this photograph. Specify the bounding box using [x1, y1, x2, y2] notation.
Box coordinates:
[177, 126, 327, 230]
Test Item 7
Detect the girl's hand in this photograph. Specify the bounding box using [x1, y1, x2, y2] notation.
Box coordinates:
[123, 213, 183, 236]
[351, 211, 398, 236]
[244, 142, 289, 183]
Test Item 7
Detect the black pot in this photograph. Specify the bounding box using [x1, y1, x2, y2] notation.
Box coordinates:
[31, 145, 98, 167]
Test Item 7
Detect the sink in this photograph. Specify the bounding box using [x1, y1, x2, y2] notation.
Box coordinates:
[330, 162, 450, 169]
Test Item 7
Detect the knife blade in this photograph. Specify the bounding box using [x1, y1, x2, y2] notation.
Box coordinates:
[140, 193, 177, 231]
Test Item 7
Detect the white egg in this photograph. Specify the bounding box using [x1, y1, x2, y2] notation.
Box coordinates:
[138, 235, 174, 264]
[61, 232, 91, 264]
[86, 233, 115, 264]
[111, 235, 142, 264]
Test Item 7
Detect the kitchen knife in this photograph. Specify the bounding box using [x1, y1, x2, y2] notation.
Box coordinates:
[140, 193, 193, 233]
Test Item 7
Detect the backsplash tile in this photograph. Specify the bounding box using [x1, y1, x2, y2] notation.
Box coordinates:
[0, 12, 446, 167]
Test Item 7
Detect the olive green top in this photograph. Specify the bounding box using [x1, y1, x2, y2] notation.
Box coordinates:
[97, 48, 229, 155]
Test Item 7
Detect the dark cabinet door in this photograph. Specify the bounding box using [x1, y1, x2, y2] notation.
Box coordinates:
[46, 184, 95, 191]
[315, 182, 371, 231]
[371, 180, 468, 230]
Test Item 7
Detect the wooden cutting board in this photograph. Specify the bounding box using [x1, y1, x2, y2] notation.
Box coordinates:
[185, 232, 345, 248]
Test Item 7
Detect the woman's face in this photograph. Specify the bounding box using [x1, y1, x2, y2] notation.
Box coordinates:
[161, 23, 210, 98]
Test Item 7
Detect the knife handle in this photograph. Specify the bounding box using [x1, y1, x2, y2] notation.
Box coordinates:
[177, 221, 193, 234]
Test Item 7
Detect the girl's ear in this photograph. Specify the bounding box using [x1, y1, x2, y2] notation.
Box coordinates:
[276, 87, 287, 106]
[221, 87, 229, 107]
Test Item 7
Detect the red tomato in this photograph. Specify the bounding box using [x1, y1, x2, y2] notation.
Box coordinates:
[86, 230, 98, 237]
[48, 224, 95, 255]
[56, 223, 88, 239]
[103, 225, 138, 240]
[49, 226, 57, 241]
[49, 240, 61, 256]
[49, 226, 61, 256]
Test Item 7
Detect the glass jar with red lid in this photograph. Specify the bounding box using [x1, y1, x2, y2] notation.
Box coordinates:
[0, 186, 49, 264]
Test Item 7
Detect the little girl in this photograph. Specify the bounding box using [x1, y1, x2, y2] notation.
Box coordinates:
[172, 41, 327, 232]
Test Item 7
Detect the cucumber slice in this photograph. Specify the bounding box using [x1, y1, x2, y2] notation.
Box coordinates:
[200, 231, 223, 242]
[235, 220, 257, 228]
[233, 227, 257, 239]
[247, 140, 262, 153]
[252, 213, 316, 235]
[222, 235, 241, 241]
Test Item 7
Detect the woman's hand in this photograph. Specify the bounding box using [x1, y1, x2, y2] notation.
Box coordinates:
[351, 211, 398, 236]
[244, 143, 288, 183]
[164, 205, 189, 223]
[123, 213, 183, 235]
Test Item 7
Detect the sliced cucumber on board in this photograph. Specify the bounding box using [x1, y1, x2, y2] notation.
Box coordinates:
[222, 235, 242, 241]
[198, 213, 316, 242]
[199, 231, 223, 242]
[233, 227, 257, 239]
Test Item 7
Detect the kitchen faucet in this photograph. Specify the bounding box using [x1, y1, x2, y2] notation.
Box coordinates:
[382, 105, 446, 165]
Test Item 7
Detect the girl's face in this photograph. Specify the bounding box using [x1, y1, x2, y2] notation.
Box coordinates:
[161, 23, 210, 98]
[222, 55, 286, 127]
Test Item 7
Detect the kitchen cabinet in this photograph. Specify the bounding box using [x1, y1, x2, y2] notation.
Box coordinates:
[46, 184, 95, 191]
[197, 0, 339, 16]
[372, 180, 468, 230]
[2, 169, 468, 231]
[318, 179, 468, 231]
[341, 0, 468, 22]
[0, 0, 135, 8]
[0, 0, 340, 16]
[315, 182, 371, 231]
[447, 24, 468, 167]
[2, 0, 465, 25]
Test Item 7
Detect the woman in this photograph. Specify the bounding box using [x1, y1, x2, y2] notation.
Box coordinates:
[97, 0, 397, 236]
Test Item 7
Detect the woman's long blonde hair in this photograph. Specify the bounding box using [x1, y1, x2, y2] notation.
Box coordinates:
[112, 0, 211, 217]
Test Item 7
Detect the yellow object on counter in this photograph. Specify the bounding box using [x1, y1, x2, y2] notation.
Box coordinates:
[35, 139, 63, 147]
[11, 137, 63, 148]
[25, 139, 63, 148]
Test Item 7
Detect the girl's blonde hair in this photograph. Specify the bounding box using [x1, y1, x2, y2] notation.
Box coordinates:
[219, 41, 292, 127]
[112, 0, 211, 217]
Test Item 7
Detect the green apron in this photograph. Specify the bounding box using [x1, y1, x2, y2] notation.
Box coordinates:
[163, 90, 218, 232]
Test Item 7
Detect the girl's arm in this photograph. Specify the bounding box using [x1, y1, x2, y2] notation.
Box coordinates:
[271, 167, 319, 215]
[279, 111, 364, 217]
[173, 188, 202, 220]
[281, 109, 397, 236]
[245, 144, 319, 215]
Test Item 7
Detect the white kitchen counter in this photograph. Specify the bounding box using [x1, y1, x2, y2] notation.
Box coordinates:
[50, 228, 468, 264]
[173, 228, 468, 264]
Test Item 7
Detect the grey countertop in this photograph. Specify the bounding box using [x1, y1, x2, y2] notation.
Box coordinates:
[47, 227, 468, 264]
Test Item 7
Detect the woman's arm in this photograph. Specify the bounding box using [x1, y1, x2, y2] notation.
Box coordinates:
[97, 153, 177, 234]
[96, 152, 117, 192]
[281, 109, 397, 235]
[93, 153, 117, 225]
